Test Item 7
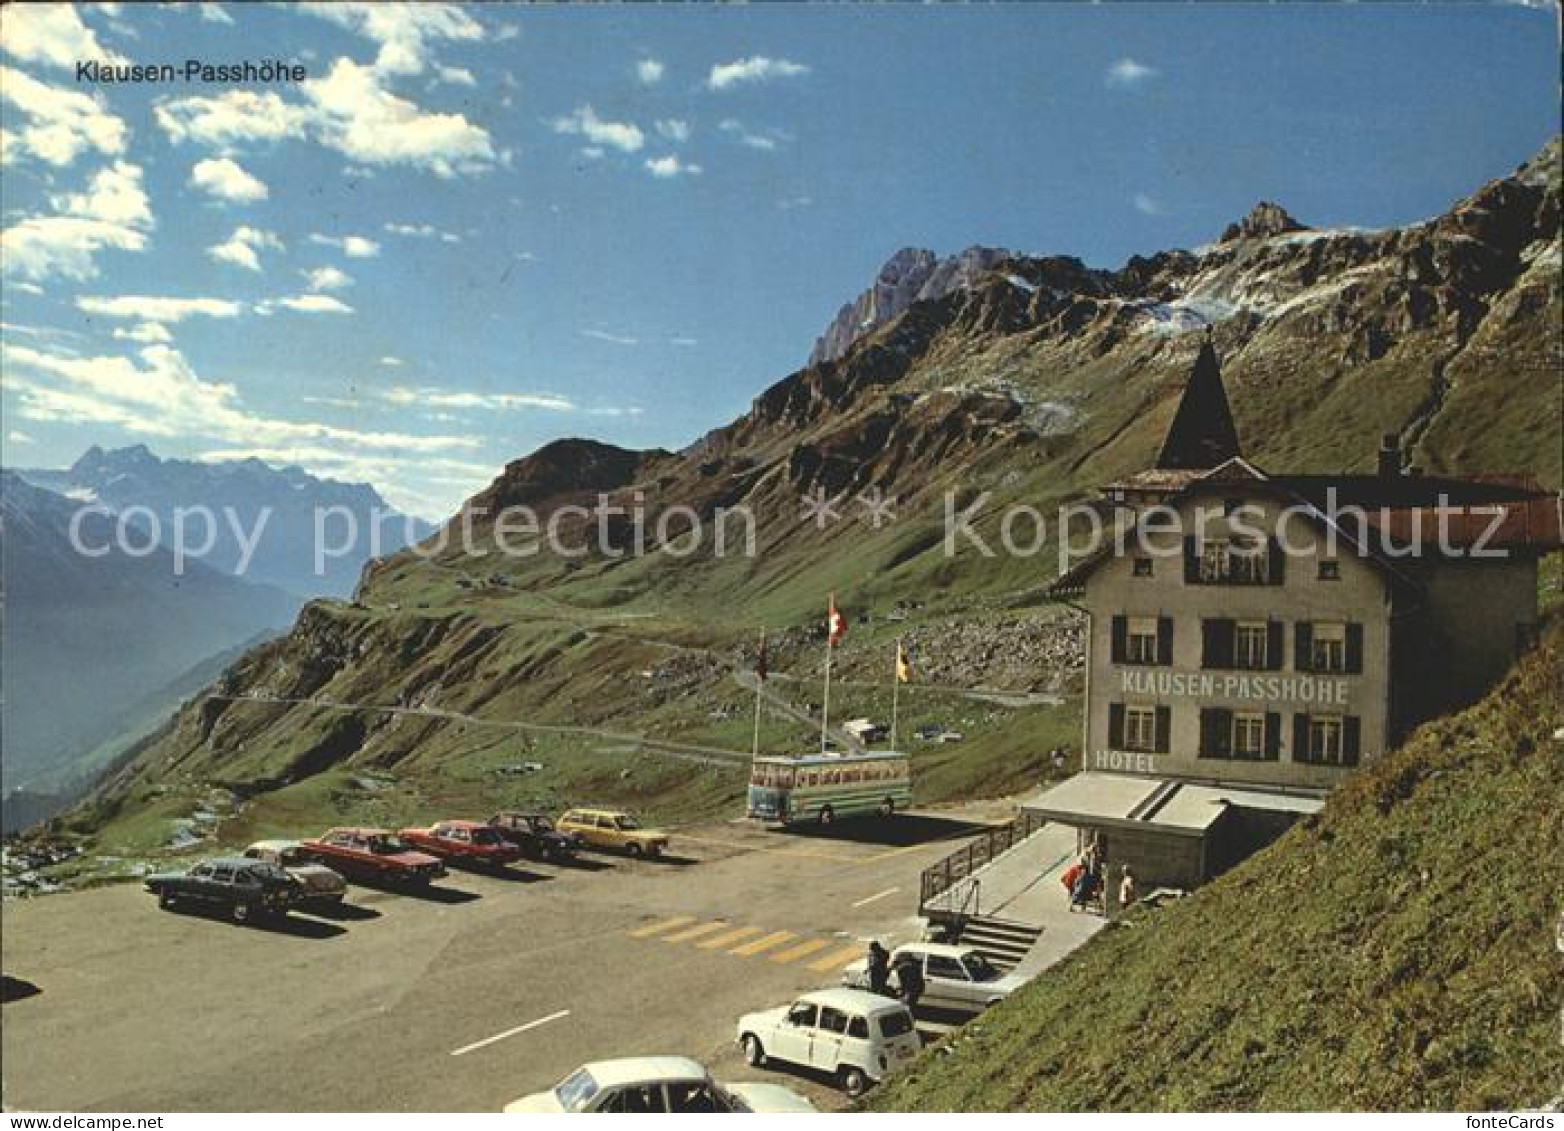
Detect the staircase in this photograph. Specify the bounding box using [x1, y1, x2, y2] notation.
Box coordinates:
[955, 916, 1043, 971]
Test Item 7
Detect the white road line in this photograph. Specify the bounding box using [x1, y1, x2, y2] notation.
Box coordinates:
[450, 1009, 571, 1057]
[851, 886, 900, 908]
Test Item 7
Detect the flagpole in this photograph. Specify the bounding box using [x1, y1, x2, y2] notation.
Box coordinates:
[821, 595, 834, 754]
[891, 638, 901, 751]
[751, 627, 765, 759]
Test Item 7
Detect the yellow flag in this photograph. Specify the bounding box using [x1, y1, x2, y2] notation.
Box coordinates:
[895, 639, 911, 683]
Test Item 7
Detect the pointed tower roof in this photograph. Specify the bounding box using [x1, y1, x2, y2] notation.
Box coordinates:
[1156, 335, 1241, 470]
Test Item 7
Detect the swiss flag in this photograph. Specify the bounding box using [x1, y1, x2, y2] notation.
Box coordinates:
[827, 594, 847, 646]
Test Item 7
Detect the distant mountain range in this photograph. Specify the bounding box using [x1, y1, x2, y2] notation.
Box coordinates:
[56, 138, 1560, 859]
[0, 471, 300, 805]
[16, 445, 434, 600]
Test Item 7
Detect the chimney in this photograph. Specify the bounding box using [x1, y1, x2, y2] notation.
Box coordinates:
[1377, 434, 1401, 478]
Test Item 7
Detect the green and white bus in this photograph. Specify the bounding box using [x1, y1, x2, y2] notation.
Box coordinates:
[746, 750, 912, 827]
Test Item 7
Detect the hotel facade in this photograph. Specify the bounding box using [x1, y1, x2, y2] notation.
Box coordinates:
[1027, 340, 1559, 889]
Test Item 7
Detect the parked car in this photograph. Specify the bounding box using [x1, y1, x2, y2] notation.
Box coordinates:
[399, 820, 524, 868]
[145, 858, 300, 923]
[487, 812, 580, 861]
[503, 1057, 815, 1113]
[841, 942, 1025, 1014]
[557, 808, 669, 858]
[736, 988, 920, 1097]
[298, 827, 446, 886]
[242, 840, 348, 906]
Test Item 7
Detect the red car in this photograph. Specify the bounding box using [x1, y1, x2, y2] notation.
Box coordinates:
[299, 827, 447, 886]
[400, 820, 525, 869]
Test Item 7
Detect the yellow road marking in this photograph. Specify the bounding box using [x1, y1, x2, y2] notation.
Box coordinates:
[628, 915, 695, 939]
[730, 930, 796, 956]
[770, 938, 832, 964]
[663, 920, 731, 944]
[697, 925, 764, 950]
[807, 944, 866, 973]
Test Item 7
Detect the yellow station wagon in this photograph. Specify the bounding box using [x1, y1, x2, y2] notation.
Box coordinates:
[557, 808, 670, 858]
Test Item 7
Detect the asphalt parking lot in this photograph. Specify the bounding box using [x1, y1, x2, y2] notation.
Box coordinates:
[1, 810, 998, 1112]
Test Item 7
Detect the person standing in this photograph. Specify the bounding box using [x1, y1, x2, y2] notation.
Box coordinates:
[1118, 865, 1138, 912]
[893, 952, 924, 1010]
[866, 941, 891, 996]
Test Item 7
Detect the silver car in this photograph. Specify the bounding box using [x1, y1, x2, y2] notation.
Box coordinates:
[843, 942, 1027, 1014]
[243, 840, 347, 905]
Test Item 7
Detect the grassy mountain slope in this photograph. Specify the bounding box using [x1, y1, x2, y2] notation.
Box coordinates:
[38, 141, 1561, 872]
[870, 622, 1564, 1111]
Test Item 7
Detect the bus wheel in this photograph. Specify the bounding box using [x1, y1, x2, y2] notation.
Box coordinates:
[819, 806, 835, 826]
[877, 799, 894, 819]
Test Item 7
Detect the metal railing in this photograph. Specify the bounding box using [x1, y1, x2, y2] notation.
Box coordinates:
[918, 810, 1048, 916]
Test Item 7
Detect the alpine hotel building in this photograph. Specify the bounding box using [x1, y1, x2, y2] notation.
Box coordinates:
[1026, 339, 1560, 891]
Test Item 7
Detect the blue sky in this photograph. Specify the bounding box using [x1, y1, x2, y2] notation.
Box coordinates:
[2, 2, 1557, 518]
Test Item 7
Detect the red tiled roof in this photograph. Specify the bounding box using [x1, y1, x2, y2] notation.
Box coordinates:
[1362, 495, 1563, 551]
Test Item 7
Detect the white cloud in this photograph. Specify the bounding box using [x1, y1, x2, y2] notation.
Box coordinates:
[3, 342, 481, 481]
[201, 4, 235, 25]
[303, 58, 496, 177]
[6, 430, 36, 445]
[387, 386, 576, 412]
[0, 65, 127, 166]
[301, 3, 485, 76]
[1133, 193, 1165, 216]
[384, 221, 460, 241]
[718, 118, 787, 151]
[309, 233, 381, 258]
[0, 4, 125, 71]
[644, 155, 702, 179]
[437, 65, 475, 87]
[154, 62, 495, 178]
[273, 294, 355, 315]
[669, 336, 698, 347]
[209, 226, 282, 271]
[50, 160, 151, 226]
[655, 118, 691, 143]
[304, 265, 353, 291]
[707, 56, 809, 91]
[636, 58, 665, 85]
[379, 356, 405, 366]
[111, 321, 174, 345]
[77, 295, 245, 322]
[2, 162, 152, 282]
[189, 156, 269, 203]
[579, 328, 639, 346]
[551, 105, 644, 153]
[1106, 58, 1158, 88]
[154, 89, 311, 149]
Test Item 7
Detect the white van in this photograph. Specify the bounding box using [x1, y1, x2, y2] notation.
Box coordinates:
[735, 988, 920, 1097]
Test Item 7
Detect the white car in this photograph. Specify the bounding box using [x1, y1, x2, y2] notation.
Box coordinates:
[842, 942, 1027, 1014]
[736, 988, 920, 1097]
[503, 1056, 816, 1113]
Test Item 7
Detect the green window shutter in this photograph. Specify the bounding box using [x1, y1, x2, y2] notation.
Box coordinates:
[1267, 620, 1285, 671]
[1108, 703, 1126, 749]
[1343, 716, 1362, 766]
[1157, 617, 1174, 665]
[1111, 616, 1127, 663]
[1267, 536, 1286, 585]
[1345, 623, 1364, 674]
[1154, 706, 1171, 753]
[1264, 712, 1282, 759]
[1183, 536, 1199, 583]
[1292, 713, 1310, 763]
[1295, 621, 1314, 672]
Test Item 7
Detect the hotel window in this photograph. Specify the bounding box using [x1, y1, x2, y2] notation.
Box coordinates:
[1293, 713, 1362, 766]
[1108, 703, 1170, 754]
[1234, 621, 1270, 670]
[1199, 707, 1280, 761]
[1312, 623, 1347, 673]
[1295, 621, 1363, 674]
[1111, 615, 1172, 666]
[1232, 712, 1267, 759]
[1185, 536, 1283, 586]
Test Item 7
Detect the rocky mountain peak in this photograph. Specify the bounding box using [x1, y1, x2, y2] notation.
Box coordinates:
[808, 245, 1014, 366]
[1220, 201, 1308, 244]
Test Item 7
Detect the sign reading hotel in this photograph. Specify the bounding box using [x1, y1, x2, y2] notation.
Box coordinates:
[1119, 668, 1353, 706]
